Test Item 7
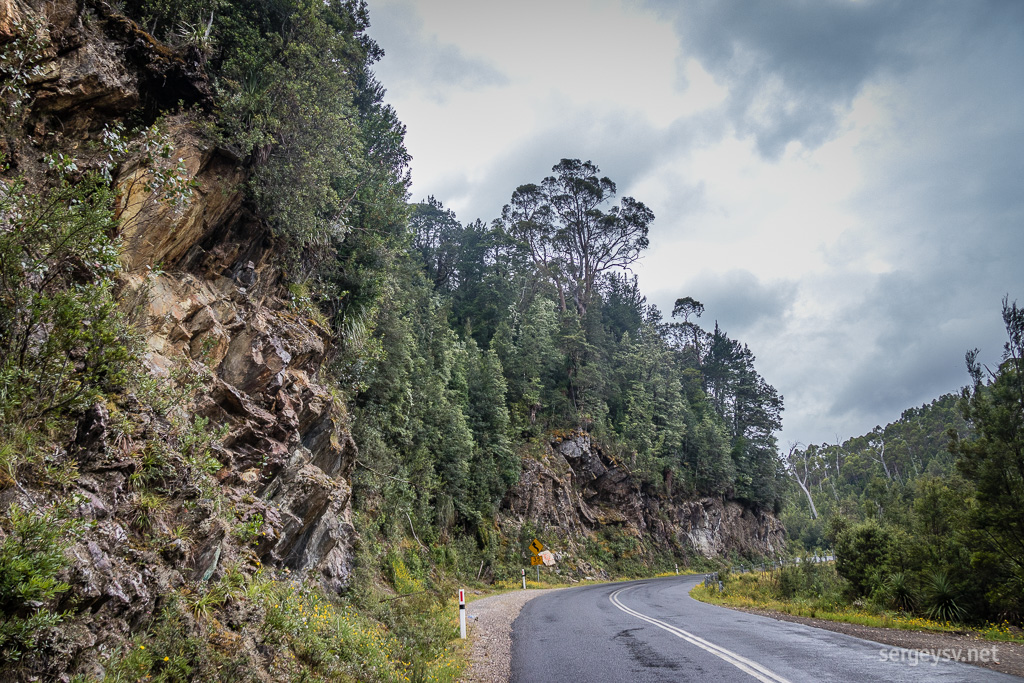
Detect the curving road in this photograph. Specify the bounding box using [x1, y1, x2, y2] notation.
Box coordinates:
[510, 575, 1018, 682]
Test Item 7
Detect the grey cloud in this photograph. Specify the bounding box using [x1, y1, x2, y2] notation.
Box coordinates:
[765, 3, 1024, 443]
[825, 329, 974, 431]
[824, 8, 1024, 432]
[653, 269, 798, 340]
[642, 0, 1024, 158]
[448, 108, 713, 224]
[368, 2, 509, 97]
[823, 268, 1008, 433]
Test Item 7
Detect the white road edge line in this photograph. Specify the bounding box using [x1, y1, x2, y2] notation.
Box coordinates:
[610, 586, 792, 683]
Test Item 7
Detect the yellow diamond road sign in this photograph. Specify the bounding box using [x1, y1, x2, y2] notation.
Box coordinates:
[529, 538, 544, 555]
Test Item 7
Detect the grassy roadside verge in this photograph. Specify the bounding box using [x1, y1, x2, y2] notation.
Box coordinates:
[690, 571, 1024, 645]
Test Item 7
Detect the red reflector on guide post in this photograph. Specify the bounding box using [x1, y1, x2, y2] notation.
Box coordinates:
[458, 589, 467, 639]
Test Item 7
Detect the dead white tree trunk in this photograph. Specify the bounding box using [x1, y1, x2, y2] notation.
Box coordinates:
[783, 444, 818, 520]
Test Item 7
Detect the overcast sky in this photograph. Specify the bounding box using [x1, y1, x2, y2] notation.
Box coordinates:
[365, 0, 1024, 447]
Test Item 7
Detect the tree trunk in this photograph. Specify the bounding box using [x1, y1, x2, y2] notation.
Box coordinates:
[796, 477, 819, 520]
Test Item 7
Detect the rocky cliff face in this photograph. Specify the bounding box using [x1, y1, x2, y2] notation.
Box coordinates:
[501, 431, 785, 575]
[113, 118, 360, 593]
[1, 0, 360, 673]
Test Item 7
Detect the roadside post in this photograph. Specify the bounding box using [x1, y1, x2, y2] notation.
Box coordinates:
[675, 563, 679, 575]
[521, 568, 526, 590]
[459, 589, 466, 639]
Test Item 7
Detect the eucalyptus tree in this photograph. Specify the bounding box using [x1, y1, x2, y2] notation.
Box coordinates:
[501, 159, 653, 316]
[782, 444, 822, 519]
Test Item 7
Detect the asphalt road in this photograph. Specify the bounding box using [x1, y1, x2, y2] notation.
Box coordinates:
[509, 575, 1018, 682]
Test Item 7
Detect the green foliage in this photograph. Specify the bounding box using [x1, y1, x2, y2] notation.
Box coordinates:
[104, 121, 197, 219]
[952, 296, 1024, 622]
[100, 569, 463, 683]
[729, 561, 847, 607]
[880, 571, 917, 612]
[353, 171, 787, 565]
[781, 394, 970, 534]
[0, 115, 199, 481]
[119, 0, 224, 41]
[922, 570, 966, 624]
[0, 502, 86, 661]
[232, 513, 264, 546]
[219, 0, 364, 244]
[491, 296, 562, 432]
[694, 568, 1002, 638]
[463, 339, 517, 510]
[833, 519, 899, 597]
[779, 297, 1024, 627]
[0, 160, 132, 466]
[122, 0, 411, 284]
[501, 158, 652, 317]
[0, 16, 49, 122]
[350, 260, 514, 538]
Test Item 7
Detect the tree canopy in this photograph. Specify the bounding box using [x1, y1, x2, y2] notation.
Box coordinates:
[501, 159, 653, 316]
[354, 177, 786, 531]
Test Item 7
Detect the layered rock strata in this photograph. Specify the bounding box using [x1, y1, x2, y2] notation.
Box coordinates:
[502, 431, 785, 574]
[0, 0, 360, 673]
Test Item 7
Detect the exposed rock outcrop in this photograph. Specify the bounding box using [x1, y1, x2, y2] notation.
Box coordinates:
[502, 431, 785, 573]
[0, 1, 361, 675]
[6, 0, 211, 137]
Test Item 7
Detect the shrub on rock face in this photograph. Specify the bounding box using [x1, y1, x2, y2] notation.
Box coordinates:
[0, 502, 85, 661]
[0, 161, 133, 470]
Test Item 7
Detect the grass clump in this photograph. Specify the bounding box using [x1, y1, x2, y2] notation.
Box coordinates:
[97, 566, 464, 683]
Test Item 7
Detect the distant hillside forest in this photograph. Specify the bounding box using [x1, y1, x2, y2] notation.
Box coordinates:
[780, 298, 1024, 624]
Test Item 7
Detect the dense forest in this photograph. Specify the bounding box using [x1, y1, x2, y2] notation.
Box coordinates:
[779, 299, 1024, 625]
[106, 0, 789, 544]
[351, 168, 787, 556]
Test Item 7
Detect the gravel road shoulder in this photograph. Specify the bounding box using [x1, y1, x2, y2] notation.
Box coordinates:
[459, 588, 565, 683]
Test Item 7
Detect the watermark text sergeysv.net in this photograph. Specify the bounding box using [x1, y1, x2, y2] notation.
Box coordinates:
[879, 646, 1000, 666]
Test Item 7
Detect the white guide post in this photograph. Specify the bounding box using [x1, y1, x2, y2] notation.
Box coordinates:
[522, 568, 526, 589]
[459, 589, 466, 639]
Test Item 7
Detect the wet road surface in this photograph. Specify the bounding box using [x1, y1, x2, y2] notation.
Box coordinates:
[510, 575, 1017, 682]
